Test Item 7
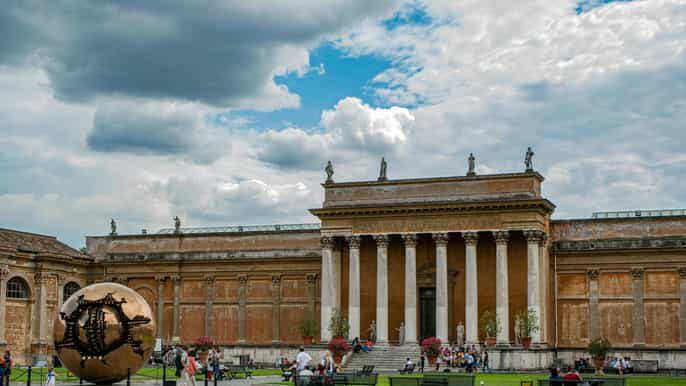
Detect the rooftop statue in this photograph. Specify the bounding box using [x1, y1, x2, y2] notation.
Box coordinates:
[467, 153, 476, 176]
[325, 160, 334, 184]
[110, 218, 117, 236]
[173, 216, 181, 234]
[525, 146, 535, 172]
[378, 157, 388, 182]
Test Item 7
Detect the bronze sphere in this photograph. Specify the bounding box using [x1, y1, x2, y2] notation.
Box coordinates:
[53, 282, 156, 384]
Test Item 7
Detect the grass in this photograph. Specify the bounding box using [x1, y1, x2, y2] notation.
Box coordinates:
[261, 374, 686, 386]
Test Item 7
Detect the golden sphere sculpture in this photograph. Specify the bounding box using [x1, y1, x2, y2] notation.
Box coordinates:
[53, 282, 156, 384]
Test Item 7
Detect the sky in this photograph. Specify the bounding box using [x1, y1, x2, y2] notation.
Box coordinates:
[1, 0, 685, 248]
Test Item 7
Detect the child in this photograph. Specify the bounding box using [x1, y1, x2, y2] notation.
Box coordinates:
[45, 367, 56, 386]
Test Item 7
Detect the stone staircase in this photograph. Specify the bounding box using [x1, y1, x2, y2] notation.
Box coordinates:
[345, 344, 422, 373]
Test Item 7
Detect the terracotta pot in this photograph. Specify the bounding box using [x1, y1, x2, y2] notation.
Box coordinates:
[427, 355, 437, 365]
[303, 336, 314, 345]
[485, 337, 496, 347]
[198, 351, 209, 364]
[333, 354, 343, 364]
[593, 357, 606, 375]
[521, 336, 532, 349]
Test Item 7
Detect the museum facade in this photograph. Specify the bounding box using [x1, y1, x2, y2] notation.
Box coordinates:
[2, 169, 686, 368]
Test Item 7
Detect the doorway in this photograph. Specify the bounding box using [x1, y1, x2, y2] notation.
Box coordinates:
[419, 287, 436, 340]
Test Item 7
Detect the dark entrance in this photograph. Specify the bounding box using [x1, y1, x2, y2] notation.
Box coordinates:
[419, 288, 436, 340]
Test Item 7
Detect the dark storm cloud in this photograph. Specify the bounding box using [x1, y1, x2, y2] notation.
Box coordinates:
[1, 1, 397, 106]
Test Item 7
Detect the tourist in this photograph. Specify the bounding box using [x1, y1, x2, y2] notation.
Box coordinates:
[362, 340, 373, 353]
[613, 357, 624, 375]
[320, 352, 334, 375]
[352, 337, 362, 353]
[176, 346, 191, 386]
[401, 357, 414, 373]
[482, 351, 491, 373]
[622, 357, 632, 374]
[464, 351, 474, 373]
[562, 366, 582, 381]
[0, 354, 5, 386]
[296, 346, 312, 372]
[44, 366, 56, 386]
[188, 350, 200, 386]
[435, 354, 441, 371]
[419, 354, 425, 373]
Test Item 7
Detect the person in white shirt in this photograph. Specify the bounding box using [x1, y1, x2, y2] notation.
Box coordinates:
[296, 347, 312, 372]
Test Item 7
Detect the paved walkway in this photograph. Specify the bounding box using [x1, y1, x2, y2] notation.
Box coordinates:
[51, 375, 283, 386]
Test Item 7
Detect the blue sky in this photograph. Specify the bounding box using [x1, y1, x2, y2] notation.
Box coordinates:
[0, 0, 684, 248]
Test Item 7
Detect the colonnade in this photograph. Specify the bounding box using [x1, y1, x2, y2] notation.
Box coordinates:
[320, 230, 547, 346]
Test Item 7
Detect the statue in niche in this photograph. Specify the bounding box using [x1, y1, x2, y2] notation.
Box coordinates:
[524, 146, 535, 172]
[618, 322, 625, 337]
[325, 160, 334, 184]
[467, 153, 476, 176]
[173, 216, 181, 234]
[110, 218, 117, 236]
[395, 321, 405, 345]
[456, 321, 465, 347]
[378, 157, 387, 181]
[368, 320, 377, 343]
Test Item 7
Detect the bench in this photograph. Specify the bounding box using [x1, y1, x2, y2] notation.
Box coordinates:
[333, 374, 378, 386]
[356, 365, 376, 376]
[632, 360, 658, 373]
[295, 375, 331, 386]
[389, 376, 422, 386]
[425, 374, 475, 386]
[222, 365, 253, 379]
[537, 378, 626, 386]
[422, 378, 448, 386]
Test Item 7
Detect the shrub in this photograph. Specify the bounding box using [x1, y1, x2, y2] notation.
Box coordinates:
[479, 310, 501, 337]
[328, 308, 350, 338]
[328, 336, 350, 356]
[298, 318, 318, 337]
[588, 337, 612, 359]
[515, 309, 539, 338]
[421, 337, 442, 357]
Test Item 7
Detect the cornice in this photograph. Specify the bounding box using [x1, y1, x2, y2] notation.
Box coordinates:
[321, 171, 544, 188]
[310, 198, 555, 218]
[554, 237, 686, 252]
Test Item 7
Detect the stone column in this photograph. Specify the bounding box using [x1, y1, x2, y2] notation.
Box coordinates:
[462, 231, 479, 344]
[306, 273, 317, 322]
[493, 230, 510, 345]
[588, 269, 600, 341]
[56, 274, 65, 310]
[524, 230, 543, 343]
[347, 236, 361, 340]
[238, 275, 248, 343]
[433, 233, 449, 344]
[630, 268, 645, 346]
[320, 236, 334, 342]
[0, 265, 9, 346]
[171, 275, 181, 343]
[333, 245, 341, 311]
[679, 267, 686, 347]
[374, 234, 390, 345]
[155, 275, 166, 340]
[272, 275, 281, 344]
[539, 234, 549, 344]
[205, 276, 215, 337]
[36, 272, 49, 344]
[402, 234, 418, 344]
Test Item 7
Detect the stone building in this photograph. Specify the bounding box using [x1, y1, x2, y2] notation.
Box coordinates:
[2, 169, 686, 368]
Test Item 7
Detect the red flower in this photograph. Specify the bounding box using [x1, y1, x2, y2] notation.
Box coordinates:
[194, 336, 215, 350]
[421, 337, 442, 357]
[328, 337, 350, 356]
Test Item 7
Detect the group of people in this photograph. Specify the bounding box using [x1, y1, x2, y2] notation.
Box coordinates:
[549, 367, 583, 382]
[432, 344, 491, 374]
[281, 347, 345, 381]
[0, 351, 12, 386]
[576, 356, 632, 375]
[163, 345, 224, 385]
[351, 337, 374, 353]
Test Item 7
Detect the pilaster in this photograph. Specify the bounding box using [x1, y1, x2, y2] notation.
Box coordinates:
[272, 275, 281, 344]
[587, 269, 600, 341]
[679, 267, 686, 347]
[238, 275, 248, 343]
[524, 230, 543, 344]
[171, 275, 181, 343]
[0, 265, 9, 346]
[205, 275, 216, 337]
[306, 273, 318, 322]
[155, 275, 166, 340]
[631, 268, 645, 347]
[320, 236, 335, 342]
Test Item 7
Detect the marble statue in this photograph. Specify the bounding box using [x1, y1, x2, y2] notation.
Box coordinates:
[618, 322, 625, 337]
[514, 315, 523, 345]
[110, 218, 117, 236]
[467, 153, 476, 176]
[525, 146, 535, 172]
[378, 157, 387, 181]
[325, 160, 334, 183]
[368, 320, 377, 343]
[174, 216, 181, 234]
[395, 321, 405, 345]
[456, 322, 465, 347]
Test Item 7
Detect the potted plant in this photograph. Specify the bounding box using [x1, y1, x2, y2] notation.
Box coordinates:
[479, 310, 500, 346]
[588, 337, 611, 375]
[421, 337, 442, 365]
[194, 336, 215, 364]
[328, 308, 350, 339]
[298, 318, 318, 345]
[515, 309, 539, 349]
[328, 337, 350, 364]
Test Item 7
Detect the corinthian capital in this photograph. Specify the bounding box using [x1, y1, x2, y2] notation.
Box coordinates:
[462, 232, 479, 246]
[373, 234, 389, 247]
[523, 230, 545, 243]
[492, 230, 510, 244]
[320, 236, 335, 249]
[432, 233, 449, 246]
[346, 236, 361, 249]
[401, 234, 418, 247]
[0, 265, 9, 280]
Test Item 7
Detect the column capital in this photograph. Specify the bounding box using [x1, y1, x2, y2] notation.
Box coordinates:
[523, 230, 545, 243]
[238, 275, 248, 285]
[306, 273, 318, 283]
[34, 272, 50, 285]
[630, 268, 644, 280]
[0, 265, 10, 280]
[169, 275, 181, 283]
[205, 275, 216, 284]
[587, 269, 600, 280]
[346, 235, 361, 249]
[155, 275, 167, 283]
[432, 233, 449, 246]
[272, 275, 282, 286]
[462, 231, 479, 246]
[55, 274, 65, 286]
[321, 236, 335, 249]
[402, 234, 418, 247]
[373, 234, 390, 247]
[678, 267, 686, 280]
[492, 230, 510, 243]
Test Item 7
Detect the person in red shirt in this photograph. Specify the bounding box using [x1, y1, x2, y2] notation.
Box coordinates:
[562, 366, 582, 381]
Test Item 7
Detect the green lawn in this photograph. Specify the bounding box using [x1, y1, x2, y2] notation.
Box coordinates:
[263, 374, 686, 386]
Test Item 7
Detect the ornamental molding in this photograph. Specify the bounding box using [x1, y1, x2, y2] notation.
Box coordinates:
[554, 237, 686, 252]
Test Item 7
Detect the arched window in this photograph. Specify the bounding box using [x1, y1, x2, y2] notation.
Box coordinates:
[63, 282, 81, 302]
[6, 277, 30, 299]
